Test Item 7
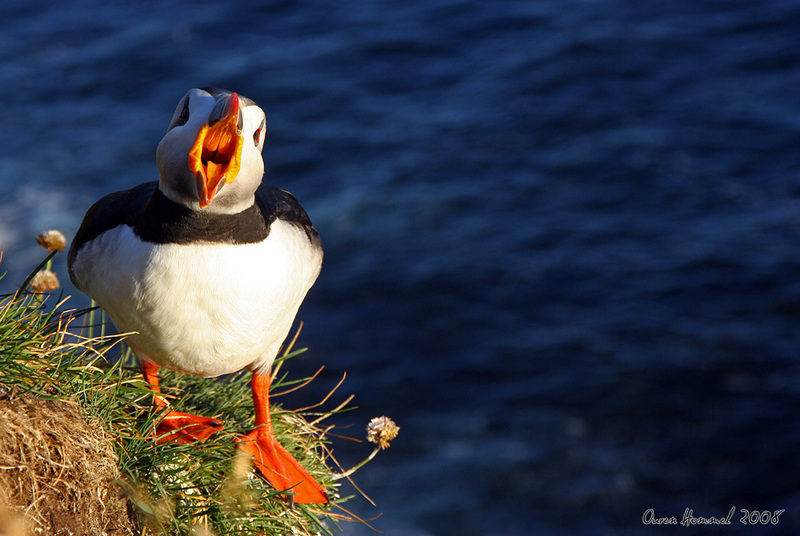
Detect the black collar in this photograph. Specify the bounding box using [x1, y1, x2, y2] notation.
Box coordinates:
[134, 188, 269, 244]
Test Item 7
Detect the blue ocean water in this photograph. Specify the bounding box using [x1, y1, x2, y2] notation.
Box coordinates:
[2, 1, 800, 534]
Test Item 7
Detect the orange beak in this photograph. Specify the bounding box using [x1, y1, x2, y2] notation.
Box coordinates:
[188, 92, 244, 208]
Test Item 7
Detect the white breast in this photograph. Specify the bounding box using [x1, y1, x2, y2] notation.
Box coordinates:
[71, 219, 322, 377]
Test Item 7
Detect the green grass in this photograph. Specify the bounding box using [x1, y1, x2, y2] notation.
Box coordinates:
[0, 251, 378, 535]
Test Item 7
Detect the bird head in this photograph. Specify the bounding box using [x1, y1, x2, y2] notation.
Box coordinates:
[156, 88, 267, 213]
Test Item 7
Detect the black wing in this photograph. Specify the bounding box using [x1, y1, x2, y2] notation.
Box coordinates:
[68, 182, 157, 262]
[255, 184, 322, 249]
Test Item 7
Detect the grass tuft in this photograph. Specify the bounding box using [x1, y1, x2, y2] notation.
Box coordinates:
[0, 250, 387, 535]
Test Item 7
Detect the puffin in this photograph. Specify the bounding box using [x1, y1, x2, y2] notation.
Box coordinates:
[68, 87, 327, 504]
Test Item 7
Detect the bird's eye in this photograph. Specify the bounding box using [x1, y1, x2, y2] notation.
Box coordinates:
[176, 103, 190, 125]
[253, 119, 266, 146]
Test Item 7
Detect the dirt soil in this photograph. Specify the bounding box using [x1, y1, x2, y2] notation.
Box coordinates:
[0, 386, 133, 536]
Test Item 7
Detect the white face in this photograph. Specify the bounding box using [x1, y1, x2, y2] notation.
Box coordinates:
[156, 88, 268, 213]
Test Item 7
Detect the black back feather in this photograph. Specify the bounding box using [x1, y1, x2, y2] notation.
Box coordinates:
[69, 182, 321, 274]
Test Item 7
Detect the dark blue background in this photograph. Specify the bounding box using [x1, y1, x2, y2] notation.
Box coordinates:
[2, 1, 800, 534]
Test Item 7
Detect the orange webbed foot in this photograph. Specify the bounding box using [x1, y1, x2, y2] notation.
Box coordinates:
[237, 371, 329, 504]
[139, 360, 223, 444]
[236, 428, 329, 504]
[154, 408, 223, 444]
